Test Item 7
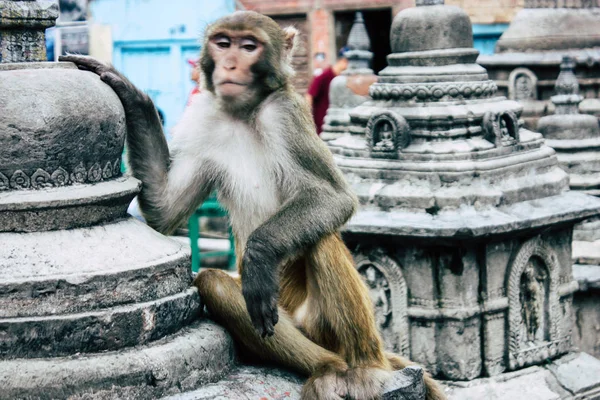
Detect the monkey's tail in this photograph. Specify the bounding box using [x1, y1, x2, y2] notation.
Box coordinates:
[386, 353, 447, 400]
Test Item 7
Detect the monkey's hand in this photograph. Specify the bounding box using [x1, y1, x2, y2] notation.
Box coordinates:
[241, 243, 280, 338]
[59, 55, 151, 114]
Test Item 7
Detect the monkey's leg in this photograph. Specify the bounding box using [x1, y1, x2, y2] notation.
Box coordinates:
[194, 269, 349, 400]
[304, 233, 447, 400]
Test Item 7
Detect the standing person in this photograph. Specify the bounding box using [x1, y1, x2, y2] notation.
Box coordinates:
[305, 48, 349, 135]
[186, 58, 201, 106]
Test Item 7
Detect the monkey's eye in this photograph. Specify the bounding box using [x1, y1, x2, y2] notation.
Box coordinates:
[214, 36, 231, 49]
[240, 39, 258, 52]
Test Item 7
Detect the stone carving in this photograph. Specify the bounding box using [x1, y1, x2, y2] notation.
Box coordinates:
[0, 159, 120, 191]
[507, 236, 567, 370]
[366, 111, 410, 157]
[525, 0, 598, 7]
[483, 110, 520, 146]
[355, 250, 410, 357]
[508, 68, 538, 101]
[369, 81, 497, 102]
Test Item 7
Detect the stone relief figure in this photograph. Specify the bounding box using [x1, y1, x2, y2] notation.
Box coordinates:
[375, 121, 395, 151]
[519, 257, 549, 344]
[364, 265, 392, 329]
[508, 68, 538, 101]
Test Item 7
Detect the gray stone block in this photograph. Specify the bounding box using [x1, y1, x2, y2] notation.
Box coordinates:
[162, 365, 428, 400]
[0, 321, 235, 400]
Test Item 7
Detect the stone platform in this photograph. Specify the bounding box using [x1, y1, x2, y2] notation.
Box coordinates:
[0, 321, 234, 400]
[163, 365, 429, 400]
[445, 353, 600, 400]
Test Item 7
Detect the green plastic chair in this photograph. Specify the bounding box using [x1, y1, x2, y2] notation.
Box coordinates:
[188, 195, 236, 273]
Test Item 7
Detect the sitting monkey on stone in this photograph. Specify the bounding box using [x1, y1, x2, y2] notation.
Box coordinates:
[61, 11, 446, 400]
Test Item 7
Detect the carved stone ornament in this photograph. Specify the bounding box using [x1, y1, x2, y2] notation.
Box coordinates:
[366, 111, 410, 158]
[0, 159, 120, 191]
[508, 68, 538, 101]
[369, 81, 497, 102]
[355, 249, 410, 357]
[507, 236, 569, 370]
[483, 110, 520, 147]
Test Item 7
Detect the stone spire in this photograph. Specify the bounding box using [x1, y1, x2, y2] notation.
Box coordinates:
[0, 0, 58, 63]
[552, 56, 583, 114]
[342, 12, 373, 75]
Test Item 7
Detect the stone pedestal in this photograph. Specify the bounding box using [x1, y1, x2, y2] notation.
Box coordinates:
[321, 12, 377, 141]
[478, 0, 600, 129]
[329, 1, 600, 398]
[0, 2, 234, 398]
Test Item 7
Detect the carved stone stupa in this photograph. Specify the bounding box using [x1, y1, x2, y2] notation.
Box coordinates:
[537, 56, 600, 359]
[329, 0, 600, 397]
[0, 1, 234, 398]
[321, 11, 377, 141]
[478, 0, 600, 129]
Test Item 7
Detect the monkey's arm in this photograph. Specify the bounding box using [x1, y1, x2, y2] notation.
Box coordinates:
[242, 97, 358, 337]
[60, 55, 214, 234]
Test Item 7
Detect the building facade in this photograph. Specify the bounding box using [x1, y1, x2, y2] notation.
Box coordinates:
[240, 0, 521, 92]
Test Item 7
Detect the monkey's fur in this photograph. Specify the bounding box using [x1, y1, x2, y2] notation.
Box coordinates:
[61, 11, 446, 400]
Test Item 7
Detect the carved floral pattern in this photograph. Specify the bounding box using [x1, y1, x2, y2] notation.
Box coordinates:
[0, 159, 121, 191]
[369, 81, 497, 101]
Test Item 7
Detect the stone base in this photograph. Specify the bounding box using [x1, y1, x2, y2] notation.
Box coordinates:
[0, 321, 235, 400]
[445, 353, 600, 400]
[163, 365, 428, 400]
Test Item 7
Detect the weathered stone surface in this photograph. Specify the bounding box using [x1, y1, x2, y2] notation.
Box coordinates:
[478, 3, 600, 128]
[0, 64, 127, 187]
[446, 353, 600, 399]
[330, 0, 600, 385]
[162, 366, 428, 400]
[0, 0, 58, 63]
[0, 321, 235, 400]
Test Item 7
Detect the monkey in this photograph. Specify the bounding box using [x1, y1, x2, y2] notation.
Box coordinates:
[60, 11, 446, 400]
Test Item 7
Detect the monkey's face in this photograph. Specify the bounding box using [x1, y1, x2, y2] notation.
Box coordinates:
[208, 32, 264, 100]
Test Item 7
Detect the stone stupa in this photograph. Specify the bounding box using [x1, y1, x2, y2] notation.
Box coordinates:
[328, 0, 600, 398]
[321, 11, 378, 141]
[0, 1, 234, 398]
[537, 56, 600, 359]
[478, 0, 600, 129]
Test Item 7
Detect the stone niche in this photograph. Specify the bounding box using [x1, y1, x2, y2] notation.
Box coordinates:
[329, 1, 600, 395]
[478, 0, 600, 129]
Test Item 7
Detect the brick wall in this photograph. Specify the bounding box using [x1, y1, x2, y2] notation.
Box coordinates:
[240, 0, 524, 23]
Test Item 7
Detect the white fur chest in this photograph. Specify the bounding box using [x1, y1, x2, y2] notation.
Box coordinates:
[217, 124, 281, 244]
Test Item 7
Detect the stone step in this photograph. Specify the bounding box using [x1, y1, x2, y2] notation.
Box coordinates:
[0, 320, 235, 400]
[0, 288, 200, 359]
[162, 365, 428, 400]
[0, 218, 191, 318]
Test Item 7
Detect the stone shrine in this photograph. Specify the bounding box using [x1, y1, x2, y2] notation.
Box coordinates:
[478, 0, 600, 129]
[537, 56, 600, 359]
[329, 0, 600, 398]
[0, 1, 235, 398]
[321, 11, 377, 141]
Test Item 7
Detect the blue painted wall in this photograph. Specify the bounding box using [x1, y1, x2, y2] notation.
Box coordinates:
[472, 24, 508, 56]
[90, 0, 235, 134]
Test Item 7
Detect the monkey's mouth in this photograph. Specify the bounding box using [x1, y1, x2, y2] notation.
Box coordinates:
[218, 81, 247, 87]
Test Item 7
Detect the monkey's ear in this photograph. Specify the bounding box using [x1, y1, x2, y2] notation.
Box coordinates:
[283, 26, 299, 55]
